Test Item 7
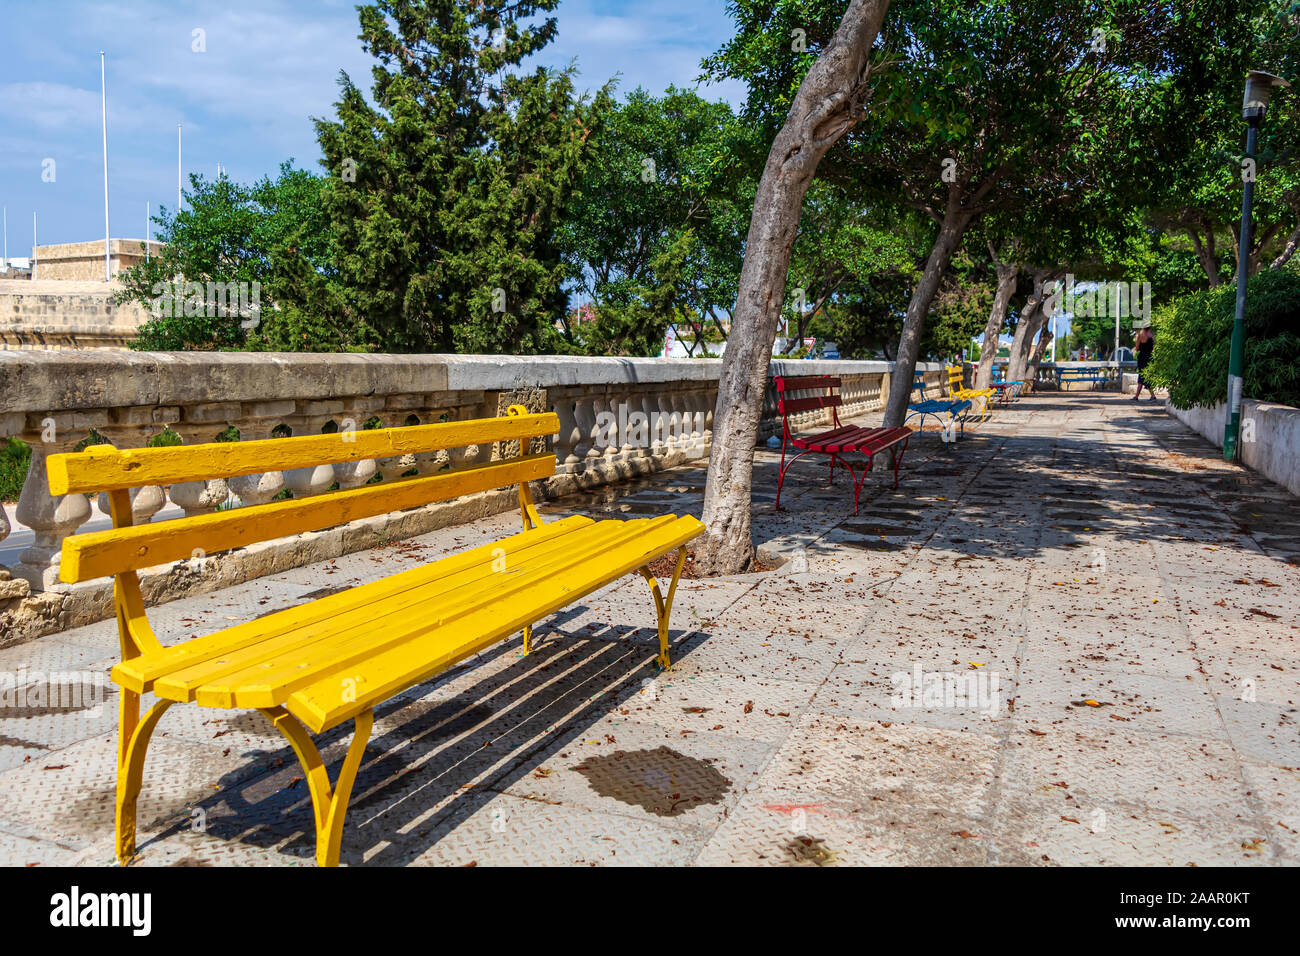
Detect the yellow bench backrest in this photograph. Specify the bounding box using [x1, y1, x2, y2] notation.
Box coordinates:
[48, 407, 559, 584]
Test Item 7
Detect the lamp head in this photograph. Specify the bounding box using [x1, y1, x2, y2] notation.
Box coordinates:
[1244, 70, 1290, 122]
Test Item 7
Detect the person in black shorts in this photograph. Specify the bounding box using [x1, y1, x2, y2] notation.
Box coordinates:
[1134, 323, 1156, 401]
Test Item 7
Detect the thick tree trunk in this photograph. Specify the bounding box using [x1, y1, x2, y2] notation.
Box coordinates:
[1026, 322, 1053, 387]
[975, 255, 1019, 389]
[695, 0, 892, 576]
[881, 201, 973, 427]
[1005, 270, 1050, 384]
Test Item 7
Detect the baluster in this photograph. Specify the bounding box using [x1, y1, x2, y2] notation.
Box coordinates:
[13, 415, 100, 591]
[168, 420, 231, 517]
[602, 391, 621, 461]
[552, 394, 582, 471]
[95, 415, 170, 524]
[225, 416, 286, 506]
[643, 392, 666, 457]
[572, 395, 597, 467]
[333, 400, 385, 489]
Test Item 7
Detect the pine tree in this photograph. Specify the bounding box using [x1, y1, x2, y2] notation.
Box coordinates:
[301, 0, 611, 353]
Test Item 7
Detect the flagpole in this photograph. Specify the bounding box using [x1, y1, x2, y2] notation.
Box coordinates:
[100, 51, 110, 281]
[178, 123, 183, 213]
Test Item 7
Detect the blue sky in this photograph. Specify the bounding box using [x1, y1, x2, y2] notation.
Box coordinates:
[0, 0, 746, 250]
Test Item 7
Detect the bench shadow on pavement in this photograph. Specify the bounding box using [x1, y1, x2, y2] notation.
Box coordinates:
[147, 615, 705, 865]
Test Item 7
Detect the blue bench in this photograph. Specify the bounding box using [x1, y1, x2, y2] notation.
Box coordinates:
[907, 371, 972, 437]
[1057, 366, 1115, 390]
[989, 364, 1024, 402]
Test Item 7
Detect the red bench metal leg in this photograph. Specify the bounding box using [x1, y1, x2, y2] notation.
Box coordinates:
[776, 448, 815, 511]
[889, 436, 909, 489]
[853, 454, 870, 515]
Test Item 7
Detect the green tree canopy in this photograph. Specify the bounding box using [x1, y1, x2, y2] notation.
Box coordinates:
[282, 0, 612, 353]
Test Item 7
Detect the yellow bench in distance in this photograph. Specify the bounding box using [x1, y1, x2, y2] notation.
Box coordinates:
[47, 405, 704, 867]
[946, 364, 995, 422]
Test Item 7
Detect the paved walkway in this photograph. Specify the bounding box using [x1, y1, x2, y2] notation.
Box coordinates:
[0, 392, 1296, 866]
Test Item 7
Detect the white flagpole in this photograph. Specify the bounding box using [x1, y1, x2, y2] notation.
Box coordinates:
[3, 206, 7, 270]
[33, 212, 38, 280]
[100, 51, 110, 281]
[146, 202, 150, 261]
[178, 123, 183, 213]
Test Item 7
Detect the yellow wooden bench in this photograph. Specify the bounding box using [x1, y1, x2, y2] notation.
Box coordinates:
[946, 365, 995, 422]
[47, 406, 704, 867]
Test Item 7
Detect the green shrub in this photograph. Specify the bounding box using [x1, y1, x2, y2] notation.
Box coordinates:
[1147, 266, 1300, 410]
[0, 438, 31, 503]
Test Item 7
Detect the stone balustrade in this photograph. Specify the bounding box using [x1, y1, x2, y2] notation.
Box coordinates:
[0, 350, 934, 645]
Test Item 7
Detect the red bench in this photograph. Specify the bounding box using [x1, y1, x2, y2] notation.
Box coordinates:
[774, 375, 912, 514]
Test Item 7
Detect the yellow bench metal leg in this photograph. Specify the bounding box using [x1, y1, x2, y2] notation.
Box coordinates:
[261, 706, 374, 867]
[639, 548, 686, 671]
[115, 691, 173, 865]
[522, 623, 533, 655]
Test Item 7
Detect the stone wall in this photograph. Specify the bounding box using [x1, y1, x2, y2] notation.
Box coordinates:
[0, 350, 943, 645]
[1166, 398, 1300, 498]
[0, 280, 152, 350]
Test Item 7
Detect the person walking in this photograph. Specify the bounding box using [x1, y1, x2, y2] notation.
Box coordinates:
[1134, 322, 1156, 401]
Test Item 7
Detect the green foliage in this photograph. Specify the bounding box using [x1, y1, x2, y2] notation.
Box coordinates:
[558, 87, 749, 355]
[0, 438, 31, 503]
[284, 0, 611, 354]
[1147, 265, 1300, 408]
[1147, 2, 1300, 285]
[923, 249, 993, 360]
[117, 163, 331, 351]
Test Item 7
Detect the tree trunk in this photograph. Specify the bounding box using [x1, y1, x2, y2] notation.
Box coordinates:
[694, 0, 892, 576]
[1026, 322, 1053, 387]
[1270, 219, 1300, 270]
[975, 255, 1019, 389]
[1006, 270, 1050, 384]
[881, 200, 974, 426]
[1188, 226, 1223, 287]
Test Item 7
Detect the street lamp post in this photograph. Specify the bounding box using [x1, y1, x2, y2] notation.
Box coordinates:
[1224, 70, 1289, 462]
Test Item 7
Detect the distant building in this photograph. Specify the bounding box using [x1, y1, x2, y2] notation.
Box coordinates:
[31, 239, 164, 281]
[0, 239, 161, 350]
[0, 256, 31, 277]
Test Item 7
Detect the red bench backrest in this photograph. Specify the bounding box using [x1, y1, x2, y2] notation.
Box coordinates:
[774, 376, 842, 417]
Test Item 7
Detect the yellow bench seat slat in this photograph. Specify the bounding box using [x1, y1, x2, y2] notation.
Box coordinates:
[157, 516, 662, 705]
[113, 513, 593, 693]
[114, 514, 703, 732]
[191, 517, 670, 711]
[288, 514, 704, 732]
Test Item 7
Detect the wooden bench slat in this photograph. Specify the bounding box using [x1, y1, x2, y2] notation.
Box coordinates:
[159, 517, 658, 706]
[192, 516, 678, 709]
[116, 515, 596, 694]
[774, 375, 840, 391]
[778, 394, 842, 415]
[61, 453, 556, 582]
[47, 412, 560, 494]
[287, 514, 705, 731]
